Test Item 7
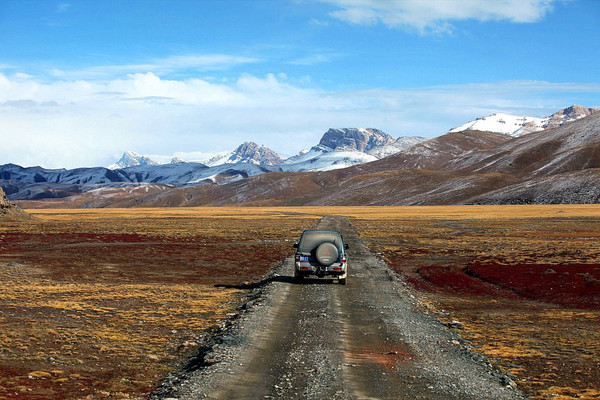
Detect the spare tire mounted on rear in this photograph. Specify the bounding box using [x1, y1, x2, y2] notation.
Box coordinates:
[315, 242, 338, 266]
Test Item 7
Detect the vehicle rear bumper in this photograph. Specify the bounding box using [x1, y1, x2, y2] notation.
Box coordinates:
[295, 262, 347, 277]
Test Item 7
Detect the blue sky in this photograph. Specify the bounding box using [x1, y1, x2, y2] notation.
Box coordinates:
[1, 0, 599, 168]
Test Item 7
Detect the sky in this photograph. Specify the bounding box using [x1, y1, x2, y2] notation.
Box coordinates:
[1, 0, 600, 168]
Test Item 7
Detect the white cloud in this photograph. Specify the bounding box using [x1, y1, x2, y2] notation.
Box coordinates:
[0, 72, 598, 169]
[46, 54, 261, 80]
[322, 0, 559, 34]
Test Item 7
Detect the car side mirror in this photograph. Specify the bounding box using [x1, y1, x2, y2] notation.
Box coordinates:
[293, 243, 299, 248]
[344, 244, 349, 250]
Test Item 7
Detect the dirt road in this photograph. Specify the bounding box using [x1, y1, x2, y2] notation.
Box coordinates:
[155, 216, 524, 399]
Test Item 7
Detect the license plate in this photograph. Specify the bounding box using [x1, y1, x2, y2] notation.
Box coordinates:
[300, 256, 311, 261]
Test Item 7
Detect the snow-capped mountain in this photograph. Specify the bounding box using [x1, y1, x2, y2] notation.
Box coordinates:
[318, 128, 396, 152]
[281, 146, 379, 172]
[108, 150, 160, 169]
[122, 161, 270, 185]
[449, 105, 600, 137]
[207, 142, 283, 167]
[281, 128, 425, 172]
[449, 114, 545, 136]
[106, 129, 424, 174]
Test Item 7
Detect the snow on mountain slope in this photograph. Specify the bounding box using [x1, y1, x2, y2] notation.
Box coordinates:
[0, 160, 272, 190]
[448, 110, 600, 179]
[280, 129, 424, 172]
[280, 146, 378, 172]
[123, 162, 209, 184]
[544, 105, 600, 130]
[449, 105, 600, 137]
[108, 150, 160, 169]
[367, 136, 426, 158]
[106, 130, 422, 174]
[102, 161, 271, 185]
[449, 113, 545, 136]
[207, 142, 283, 167]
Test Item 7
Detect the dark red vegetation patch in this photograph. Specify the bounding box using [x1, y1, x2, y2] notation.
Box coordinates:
[411, 265, 521, 299]
[404, 262, 600, 310]
[466, 262, 600, 310]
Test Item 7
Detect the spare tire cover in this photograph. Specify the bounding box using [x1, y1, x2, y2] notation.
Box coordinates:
[315, 242, 338, 266]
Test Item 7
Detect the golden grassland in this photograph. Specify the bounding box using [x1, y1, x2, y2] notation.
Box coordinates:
[1, 204, 599, 399]
[344, 204, 600, 400]
[0, 208, 318, 399]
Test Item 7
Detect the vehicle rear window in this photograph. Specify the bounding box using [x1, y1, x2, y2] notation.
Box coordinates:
[298, 231, 343, 253]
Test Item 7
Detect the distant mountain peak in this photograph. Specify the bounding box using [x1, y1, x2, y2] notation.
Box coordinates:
[544, 104, 600, 130]
[280, 128, 425, 172]
[208, 142, 283, 167]
[318, 128, 396, 152]
[108, 150, 160, 169]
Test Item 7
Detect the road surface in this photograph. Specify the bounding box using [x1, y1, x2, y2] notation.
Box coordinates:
[154, 215, 523, 400]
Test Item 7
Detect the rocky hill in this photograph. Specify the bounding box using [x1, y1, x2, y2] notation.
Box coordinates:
[318, 128, 396, 152]
[0, 186, 29, 219]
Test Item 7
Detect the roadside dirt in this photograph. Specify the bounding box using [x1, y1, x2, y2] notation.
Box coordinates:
[157, 215, 524, 399]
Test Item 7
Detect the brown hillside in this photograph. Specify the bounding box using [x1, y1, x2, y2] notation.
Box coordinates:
[463, 111, 600, 177]
[464, 168, 600, 204]
[353, 130, 512, 173]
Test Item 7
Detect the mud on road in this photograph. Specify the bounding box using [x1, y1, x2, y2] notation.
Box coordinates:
[154, 216, 524, 399]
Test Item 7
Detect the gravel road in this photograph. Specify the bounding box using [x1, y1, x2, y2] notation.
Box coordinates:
[154, 215, 524, 399]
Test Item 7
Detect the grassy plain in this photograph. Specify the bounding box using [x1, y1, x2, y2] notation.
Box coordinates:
[346, 204, 600, 400]
[0, 205, 599, 399]
[0, 208, 318, 399]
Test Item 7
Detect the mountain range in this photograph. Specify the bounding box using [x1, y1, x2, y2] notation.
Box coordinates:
[2, 105, 599, 208]
[109, 128, 425, 171]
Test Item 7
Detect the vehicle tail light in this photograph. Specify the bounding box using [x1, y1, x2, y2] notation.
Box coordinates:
[341, 254, 346, 263]
[295, 254, 300, 262]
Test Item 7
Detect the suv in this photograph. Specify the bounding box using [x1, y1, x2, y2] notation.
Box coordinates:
[293, 229, 349, 285]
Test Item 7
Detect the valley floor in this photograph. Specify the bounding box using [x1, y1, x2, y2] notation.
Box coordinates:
[0, 205, 598, 399]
